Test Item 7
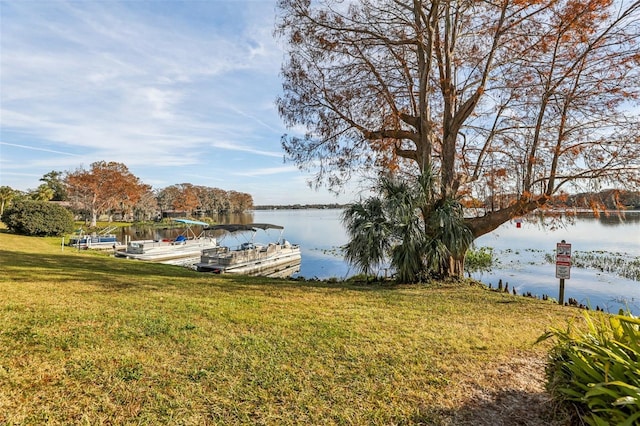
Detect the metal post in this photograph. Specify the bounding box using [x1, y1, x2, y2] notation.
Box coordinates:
[556, 240, 571, 305]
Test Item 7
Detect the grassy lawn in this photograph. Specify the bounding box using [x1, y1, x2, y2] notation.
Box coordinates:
[0, 230, 576, 425]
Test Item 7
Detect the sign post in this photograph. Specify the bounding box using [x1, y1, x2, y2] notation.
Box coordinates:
[555, 240, 571, 305]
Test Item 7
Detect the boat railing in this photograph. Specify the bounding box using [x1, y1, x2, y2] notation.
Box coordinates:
[127, 237, 218, 254]
[201, 244, 282, 266]
[220, 248, 262, 265]
[99, 225, 118, 235]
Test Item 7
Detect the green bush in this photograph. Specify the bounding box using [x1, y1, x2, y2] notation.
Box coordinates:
[1, 200, 75, 236]
[538, 311, 640, 425]
[464, 246, 494, 277]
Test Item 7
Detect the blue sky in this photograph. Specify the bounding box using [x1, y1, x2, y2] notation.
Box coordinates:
[0, 0, 358, 205]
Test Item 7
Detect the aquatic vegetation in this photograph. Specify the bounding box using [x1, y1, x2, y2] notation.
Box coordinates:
[544, 250, 640, 281]
[311, 246, 344, 257]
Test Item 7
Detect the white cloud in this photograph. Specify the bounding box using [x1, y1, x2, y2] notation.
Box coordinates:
[233, 165, 299, 177]
[0, 0, 351, 205]
[210, 141, 284, 158]
[0, 142, 82, 157]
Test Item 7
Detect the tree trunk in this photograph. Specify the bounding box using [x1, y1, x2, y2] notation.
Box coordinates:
[436, 197, 548, 279]
[466, 196, 547, 239]
[448, 256, 465, 279]
[91, 208, 98, 227]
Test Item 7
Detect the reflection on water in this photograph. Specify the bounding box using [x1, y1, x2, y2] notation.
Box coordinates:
[586, 211, 640, 226]
[121, 209, 639, 314]
[253, 209, 353, 279]
[117, 213, 255, 241]
[122, 210, 353, 279]
[473, 211, 640, 314]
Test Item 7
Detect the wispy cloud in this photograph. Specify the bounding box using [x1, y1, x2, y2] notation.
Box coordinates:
[0, 142, 82, 157]
[211, 141, 283, 158]
[233, 165, 298, 177]
[0, 0, 350, 204]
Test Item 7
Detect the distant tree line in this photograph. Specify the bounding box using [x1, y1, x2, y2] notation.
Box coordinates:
[254, 203, 346, 210]
[554, 189, 640, 210]
[0, 161, 253, 227]
[459, 189, 640, 213]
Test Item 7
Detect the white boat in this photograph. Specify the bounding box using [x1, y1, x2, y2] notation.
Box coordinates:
[115, 218, 218, 263]
[69, 226, 119, 249]
[194, 223, 301, 277]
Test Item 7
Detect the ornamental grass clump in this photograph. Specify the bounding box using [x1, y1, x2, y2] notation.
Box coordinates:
[538, 311, 640, 425]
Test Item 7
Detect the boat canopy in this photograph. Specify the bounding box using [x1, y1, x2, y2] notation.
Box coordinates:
[250, 223, 284, 230]
[208, 224, 255, 233]
[173, 218, 210, 226]
[208, 223, 284, 233]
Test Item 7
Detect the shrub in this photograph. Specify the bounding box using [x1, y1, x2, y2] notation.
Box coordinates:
[464, 246, 494, 277]
[1, 200, 75, 236]
[538, 311, 640, 425]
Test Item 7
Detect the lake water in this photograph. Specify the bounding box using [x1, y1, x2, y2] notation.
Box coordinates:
[471, 211, 640, 315]
[122, 209, 640, 315]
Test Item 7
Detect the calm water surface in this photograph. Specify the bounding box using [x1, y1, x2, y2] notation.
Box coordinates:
[123, 209, 640, 314]
[471, 211, 640, 314]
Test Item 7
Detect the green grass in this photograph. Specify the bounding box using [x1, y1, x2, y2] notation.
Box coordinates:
[0, 230, 576, 424]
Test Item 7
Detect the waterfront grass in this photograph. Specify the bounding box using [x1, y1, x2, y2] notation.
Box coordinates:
[0, 230, 576, 424]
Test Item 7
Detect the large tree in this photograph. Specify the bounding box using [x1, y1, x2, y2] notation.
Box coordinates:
[132, 189, 159, 222]
[39, 170, 68, 201]
[227, 190, 254, 214]
[65, 161, 150, 227]
[276, 0, 640, 277]
[165, 183, 201, 215]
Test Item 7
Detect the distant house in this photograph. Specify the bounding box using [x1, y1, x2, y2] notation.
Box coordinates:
[161, 210, 189, 219]
[49, 200, 74, 208]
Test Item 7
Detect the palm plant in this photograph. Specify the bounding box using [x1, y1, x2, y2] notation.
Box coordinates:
[342, 168, 473, 282]
[31, 184, 55, 201]
[342, 197, 391, 278]
[380, 175, 427, 283]
[424, 198, 474, 278]
[0, 186, 16, 216]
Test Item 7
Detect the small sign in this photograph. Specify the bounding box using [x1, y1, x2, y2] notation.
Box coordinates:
[556, 263, 571, 279]
[557, 242, 572, 259]
[555, 242, 572, 279]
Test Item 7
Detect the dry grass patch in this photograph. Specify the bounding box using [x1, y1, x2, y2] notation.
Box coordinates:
[0, 230, 576, 424]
